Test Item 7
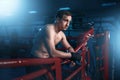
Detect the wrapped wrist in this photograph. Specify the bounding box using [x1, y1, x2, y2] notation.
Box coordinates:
[70, 52, 81, 61]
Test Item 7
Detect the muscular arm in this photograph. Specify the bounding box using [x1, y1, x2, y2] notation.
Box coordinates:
[43, 26, 72, 58]
[61, 32, 75, 52]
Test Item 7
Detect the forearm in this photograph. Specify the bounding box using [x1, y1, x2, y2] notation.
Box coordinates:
[67, 46, 75, 52]
[51, 49, 72, 58]
[51, 49, 81, 61]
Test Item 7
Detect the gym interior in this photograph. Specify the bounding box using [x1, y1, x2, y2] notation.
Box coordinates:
[0, 0, 120, 80]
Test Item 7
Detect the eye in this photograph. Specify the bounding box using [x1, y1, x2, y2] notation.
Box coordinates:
[63, 19, 69, 22]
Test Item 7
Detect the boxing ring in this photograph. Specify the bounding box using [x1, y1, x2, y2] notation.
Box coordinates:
[95, 31, 110, 80]
[0, 28, 109, 80]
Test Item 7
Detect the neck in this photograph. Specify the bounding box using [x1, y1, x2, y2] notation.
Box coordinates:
[54, 23, 60, 33]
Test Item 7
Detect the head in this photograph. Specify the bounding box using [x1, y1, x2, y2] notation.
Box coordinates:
[55, 10, 72, 31]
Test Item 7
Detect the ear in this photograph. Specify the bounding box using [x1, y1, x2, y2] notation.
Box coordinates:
[56, 18, 60, 22]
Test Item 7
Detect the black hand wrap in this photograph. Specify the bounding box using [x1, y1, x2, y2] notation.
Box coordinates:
[70, 52, 81, 61]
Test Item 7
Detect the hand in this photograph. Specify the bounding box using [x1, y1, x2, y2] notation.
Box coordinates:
[86, 33, 94, 38]
[69, 61, 76, 67]
[70, 52, 81, 61]
[84, 42, 87, 46]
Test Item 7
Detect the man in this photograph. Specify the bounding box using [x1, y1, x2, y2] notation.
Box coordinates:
[26, 10, 82, 80]
[31, 10, 81, 60]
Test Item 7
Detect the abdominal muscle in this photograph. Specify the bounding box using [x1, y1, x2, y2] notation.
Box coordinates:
[31, 43, 50, 58]
[35, 50, 49, 58]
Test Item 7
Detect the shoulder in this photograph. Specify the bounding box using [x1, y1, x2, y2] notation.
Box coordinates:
[44, 24, 55, 36]
[44, 24, 54, 32]
[59, 31, 64, 35]
[59, 31, 66, 38]
[45, 24, 54, 29]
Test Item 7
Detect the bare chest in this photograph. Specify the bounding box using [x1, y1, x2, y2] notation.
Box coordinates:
[54, 34, 62, 45]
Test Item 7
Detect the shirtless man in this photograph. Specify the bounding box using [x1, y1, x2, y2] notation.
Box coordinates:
[31, 10, 81, 60]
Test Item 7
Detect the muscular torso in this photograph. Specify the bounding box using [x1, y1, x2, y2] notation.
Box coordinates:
[54, 33, 62, 45]
[31, 24, 63, 58]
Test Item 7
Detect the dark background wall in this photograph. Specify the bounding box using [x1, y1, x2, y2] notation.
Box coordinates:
[0, 0, 120, 80]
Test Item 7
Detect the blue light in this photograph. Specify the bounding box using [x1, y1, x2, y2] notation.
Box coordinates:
[101, 2, 116, 7]
[0, 0, 20, 17]
[28, 11, 37, 14]
[59, 7, 71, 10]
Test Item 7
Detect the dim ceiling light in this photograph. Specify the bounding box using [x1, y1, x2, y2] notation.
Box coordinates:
[28, 11, 37, 14]
[59, 7, 71, 10]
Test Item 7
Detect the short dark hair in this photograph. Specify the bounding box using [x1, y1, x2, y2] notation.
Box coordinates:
[55, 10, 72, 19]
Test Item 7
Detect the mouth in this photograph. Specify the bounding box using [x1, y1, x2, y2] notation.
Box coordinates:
[64, 27, 68, 30]
[66, 26, 69, 29]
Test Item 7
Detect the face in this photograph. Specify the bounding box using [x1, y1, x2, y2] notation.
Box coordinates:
[57, 15, 72, 30]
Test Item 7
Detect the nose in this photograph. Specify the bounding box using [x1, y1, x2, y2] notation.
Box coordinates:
[66, 22, 70, 26]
